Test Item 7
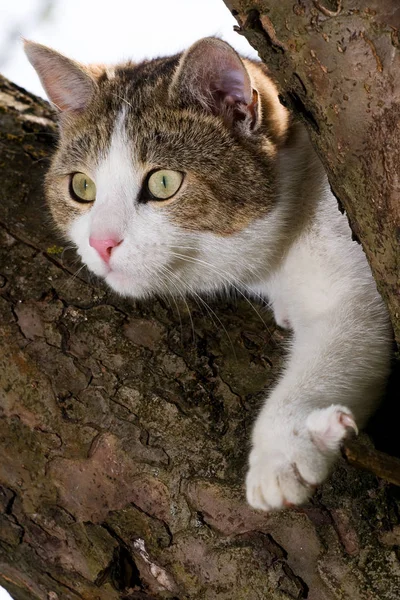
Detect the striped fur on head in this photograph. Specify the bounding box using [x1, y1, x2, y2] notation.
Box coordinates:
[25, 37, 290, 298]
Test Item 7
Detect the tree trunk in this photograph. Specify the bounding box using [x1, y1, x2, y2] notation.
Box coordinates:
[0, 45, 399, 600]
[224, 0, 400, 344]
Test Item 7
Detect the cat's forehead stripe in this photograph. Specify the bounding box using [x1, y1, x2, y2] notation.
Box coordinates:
[94, 107, 143, 205]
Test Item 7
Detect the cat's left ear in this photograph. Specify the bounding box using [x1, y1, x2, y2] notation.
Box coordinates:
[170, 37, 259, 131]
[23, 40, 97, 112]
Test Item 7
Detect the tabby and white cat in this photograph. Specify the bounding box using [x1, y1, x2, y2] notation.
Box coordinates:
[24, 37, 391, 511]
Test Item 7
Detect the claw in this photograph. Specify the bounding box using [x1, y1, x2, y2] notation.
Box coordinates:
[283, 498, 295, 508]
[339, 412, 358, 435]
[292, 462, 316, 489]
[307, 405, 358, 453]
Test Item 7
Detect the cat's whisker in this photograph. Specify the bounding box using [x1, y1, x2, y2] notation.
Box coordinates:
[171, 244, 268, 305]
[156, 264, 192, 342]
[64, 257, 83, 273]
[60, 245, 77, 262]
[162, 264, 236, 357]
[158, 264, 197, 332]
[62, 263, 87, 291]
[157, 289, 174, 313]
[169, 251, 272, 335]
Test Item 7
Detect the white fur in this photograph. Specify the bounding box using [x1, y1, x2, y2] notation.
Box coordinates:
[244, 151, 390, 510]
[70, 111, 186, 298]
[70, 113, 391, 511]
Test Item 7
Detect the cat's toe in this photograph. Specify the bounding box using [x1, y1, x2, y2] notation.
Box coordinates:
[306, 404, 358, 453]
[246, 462, 281, 510]
[245, 468, 271, 511]
[246, 455, 315, 511]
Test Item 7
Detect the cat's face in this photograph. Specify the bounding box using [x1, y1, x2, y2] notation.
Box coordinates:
[25, 38, 288, 298]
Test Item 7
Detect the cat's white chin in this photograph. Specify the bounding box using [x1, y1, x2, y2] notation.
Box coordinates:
[105, 270, 146, 298]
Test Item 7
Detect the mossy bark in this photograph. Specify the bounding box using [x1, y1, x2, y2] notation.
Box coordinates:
[0, 72, 399, 599]
[224, 0, 400, 344]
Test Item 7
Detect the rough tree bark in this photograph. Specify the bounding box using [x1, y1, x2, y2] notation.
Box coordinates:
[224, 0, 400, 343]
[0, 11, 400, 600]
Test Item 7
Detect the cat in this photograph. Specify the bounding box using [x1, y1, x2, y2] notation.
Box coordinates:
[24, 37, 392, 511]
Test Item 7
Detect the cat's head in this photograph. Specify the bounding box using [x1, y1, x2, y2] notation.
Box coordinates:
[25, 37, 289, 298]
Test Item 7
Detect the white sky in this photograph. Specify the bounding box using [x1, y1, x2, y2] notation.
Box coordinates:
[0, 0, 258, 98]
[0, 2, 257, 598]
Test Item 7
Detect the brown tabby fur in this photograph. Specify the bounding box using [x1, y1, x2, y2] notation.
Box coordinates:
[44, 43, 289, 237]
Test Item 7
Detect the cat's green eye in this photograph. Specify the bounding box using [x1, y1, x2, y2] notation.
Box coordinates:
[146, 169, 183, 201]
[70, 172, 96, 203]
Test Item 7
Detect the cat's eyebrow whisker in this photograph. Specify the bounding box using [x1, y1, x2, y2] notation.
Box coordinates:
[170, 251, 271, 334]
[28, 155, 51, 165]
[111, 92, 134, 111]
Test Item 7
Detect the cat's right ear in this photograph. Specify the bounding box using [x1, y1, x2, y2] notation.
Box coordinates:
[169, 37, 259, 131]
[23, 40, 97, 112]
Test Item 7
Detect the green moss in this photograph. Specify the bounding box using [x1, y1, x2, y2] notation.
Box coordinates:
[46, 245, 64, 255]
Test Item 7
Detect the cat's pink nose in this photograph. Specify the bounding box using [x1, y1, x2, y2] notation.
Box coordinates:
[89, 237, 122, 264]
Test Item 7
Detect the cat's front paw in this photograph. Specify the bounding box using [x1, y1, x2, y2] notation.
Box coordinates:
[246, 405, 357, 511]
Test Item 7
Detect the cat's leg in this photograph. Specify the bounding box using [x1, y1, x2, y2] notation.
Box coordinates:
[246, 313, 389, 510]
[246, 241, 391, 511]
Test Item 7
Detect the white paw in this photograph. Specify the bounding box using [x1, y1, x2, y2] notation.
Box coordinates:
[246, 404, 358, 511]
